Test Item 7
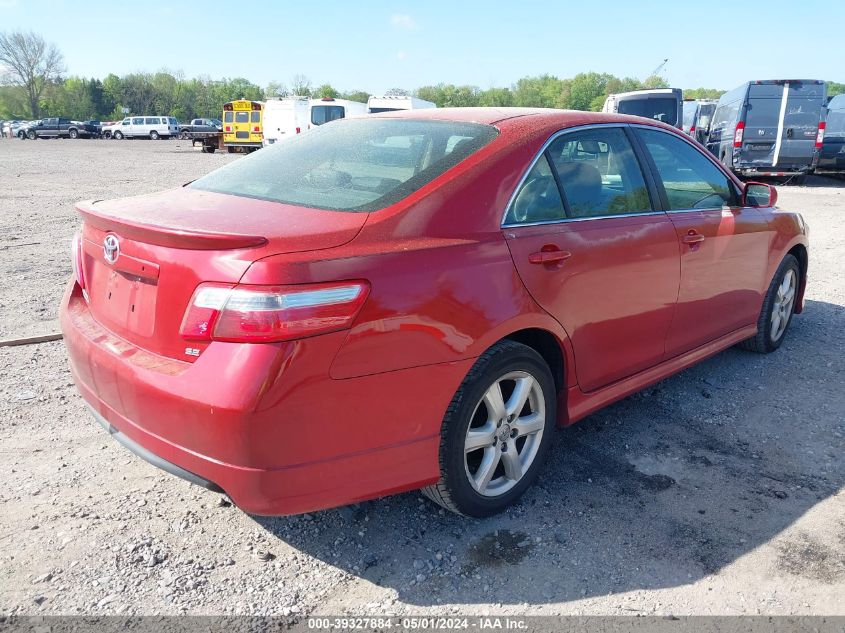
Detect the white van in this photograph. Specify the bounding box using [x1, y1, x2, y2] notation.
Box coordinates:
[367, 95, 437, 113]
[112, 116, 179, 140]
[262, 97, 310, 146]
[602, 88, 683, 128]
[309, 98, 367, 127]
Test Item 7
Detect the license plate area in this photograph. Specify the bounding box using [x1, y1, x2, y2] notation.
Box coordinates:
[91, 268, 158, 337]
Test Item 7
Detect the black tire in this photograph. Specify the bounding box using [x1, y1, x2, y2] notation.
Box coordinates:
[180, 130, 190, 140]
[68, 128, 78, 139]
[738, 254, 800, 354]
[114, 131, 123, 140]
[150, 130, 159, 140]
[226, 146, 236, 153]
[422, 340, 556, 517]
[27, 130, 36, 140]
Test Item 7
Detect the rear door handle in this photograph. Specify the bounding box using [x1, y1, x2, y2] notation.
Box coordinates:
[529, 249, 572, 264]
[682, 231, 706, 245]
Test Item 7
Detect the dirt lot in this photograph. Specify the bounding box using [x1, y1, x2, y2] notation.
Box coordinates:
[0, 138, 843, 617]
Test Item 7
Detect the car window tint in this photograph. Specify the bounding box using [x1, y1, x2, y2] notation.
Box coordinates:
[504, 154, 565, 225]
[636, 128, 737, 210]
[547, 127, 652, 218]
[132, 118, 144, 125]
[191, 119, 498, 212]
[145, 117, 158, 125]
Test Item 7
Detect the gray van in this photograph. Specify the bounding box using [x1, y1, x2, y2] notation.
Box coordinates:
[602, 88, 683, 129]
[682, 99, 717, 144]
[705, 80, 827, 182]
[817, 94, 845, 174]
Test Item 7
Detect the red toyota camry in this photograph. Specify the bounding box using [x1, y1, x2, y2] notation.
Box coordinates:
[60, 108, 809, 517]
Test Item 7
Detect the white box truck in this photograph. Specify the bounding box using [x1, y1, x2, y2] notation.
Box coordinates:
[367, 95, 437, 113]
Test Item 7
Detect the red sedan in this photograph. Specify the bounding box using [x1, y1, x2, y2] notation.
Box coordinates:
[60, 108, 809, 517]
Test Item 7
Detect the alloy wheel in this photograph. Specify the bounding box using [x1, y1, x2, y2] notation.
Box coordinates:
[464, 371, 545, 497]
[770, 268, 796, 342]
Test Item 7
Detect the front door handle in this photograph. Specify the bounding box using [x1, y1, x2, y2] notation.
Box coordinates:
[529, 248, 572, 265]
[682, 231, 706, 245]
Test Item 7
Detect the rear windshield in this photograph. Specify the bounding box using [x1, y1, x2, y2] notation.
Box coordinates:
[617, 98, 678, 125]
[190, 118, 498, 212]
[369, 107, 401, 113]
[746, 98, 823, 131]
[311, 105, 345, 126]
[826, 109, 845, 138]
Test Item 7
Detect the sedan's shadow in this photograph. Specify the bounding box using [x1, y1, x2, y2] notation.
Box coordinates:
[253, 299, 845, 606]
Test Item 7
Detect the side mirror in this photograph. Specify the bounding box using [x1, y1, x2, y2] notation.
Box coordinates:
[743, 182, 778, 208]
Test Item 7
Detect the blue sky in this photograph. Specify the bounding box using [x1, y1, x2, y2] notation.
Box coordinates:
[2, 0, 842, 93]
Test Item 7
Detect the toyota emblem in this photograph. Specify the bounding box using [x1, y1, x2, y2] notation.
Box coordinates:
[103, 234, 120, 264]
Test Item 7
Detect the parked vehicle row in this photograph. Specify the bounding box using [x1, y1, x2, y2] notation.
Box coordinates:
[262, 95, 436, 146]
[606, 81, 840, 180]
[102, 116, 180, 140]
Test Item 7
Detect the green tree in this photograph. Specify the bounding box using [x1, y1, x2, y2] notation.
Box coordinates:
[340, 89, 370, 103]
[511, 75, 561, 108]
[0, 30, 64, 117]
[314, 83, 339, 98]
[478, 87, 513, 107]
[827, 81, 844, 97]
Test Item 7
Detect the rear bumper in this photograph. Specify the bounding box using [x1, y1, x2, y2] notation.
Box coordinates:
[60, 282, 468, 515]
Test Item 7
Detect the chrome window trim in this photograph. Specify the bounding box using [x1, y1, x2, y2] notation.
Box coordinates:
[502, 209, 666, 229]
[500, 123, 660, 228]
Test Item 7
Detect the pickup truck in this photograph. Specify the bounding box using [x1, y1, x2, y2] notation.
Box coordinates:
[21, 117, 99, 139]
[178, 118, 223, 139]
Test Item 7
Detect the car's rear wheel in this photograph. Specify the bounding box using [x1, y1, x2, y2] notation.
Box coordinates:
[150, 130, 159, 140]
[114, 131, 123, 140]
[69, 128, 78, 139]
[422, 340, 556, 517]
[739, 254, 800, 354]
[27, 130, 36, 140]
[180, 130, 190, 140]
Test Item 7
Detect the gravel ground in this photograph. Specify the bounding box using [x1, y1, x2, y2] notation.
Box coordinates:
[0, 138, 843, 617]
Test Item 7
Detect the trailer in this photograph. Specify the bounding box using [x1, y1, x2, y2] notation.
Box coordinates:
[181, 130, 224, 153]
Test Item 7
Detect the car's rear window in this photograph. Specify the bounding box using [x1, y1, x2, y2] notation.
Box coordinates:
[190, 119, 499, 212]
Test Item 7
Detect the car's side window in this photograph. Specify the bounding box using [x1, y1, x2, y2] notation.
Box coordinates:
[546, 127, 653, 218]
[636, 128, 738, 210]
[504, 154, 566, 225]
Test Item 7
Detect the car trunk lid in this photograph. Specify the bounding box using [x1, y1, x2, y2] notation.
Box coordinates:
[76, 187, 368, 361]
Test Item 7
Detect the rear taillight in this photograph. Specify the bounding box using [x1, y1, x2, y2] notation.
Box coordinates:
[253, 126, 260, 132]
[225, 125, 231, 132]
[180, 281, 370, 343]
[70, 231, 85, 290]
[815, 122, 826, 149]
[733, 121, 745, 148]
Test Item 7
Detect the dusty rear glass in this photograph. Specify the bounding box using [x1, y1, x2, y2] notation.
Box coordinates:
[191, 118, 498, 212]
[618, 98, 678, 125]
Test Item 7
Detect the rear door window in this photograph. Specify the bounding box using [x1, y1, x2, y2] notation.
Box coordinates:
[504, 155, 565, 225]
[547, 127, 653, 218]
[224, 112, 233, 123]
[235, 112, 249, 123]
[636, 128, 737, 210]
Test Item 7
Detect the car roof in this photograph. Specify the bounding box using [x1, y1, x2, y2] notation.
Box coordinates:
[367, 106, 681, 133]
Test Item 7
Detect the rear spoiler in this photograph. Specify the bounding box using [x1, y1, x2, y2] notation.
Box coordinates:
[76, 200, 268, 250]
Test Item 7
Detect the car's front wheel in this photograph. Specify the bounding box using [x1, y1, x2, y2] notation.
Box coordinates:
[739, 254, 800, 353]
[423, 340, 556, 517]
